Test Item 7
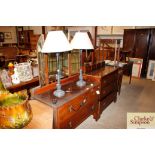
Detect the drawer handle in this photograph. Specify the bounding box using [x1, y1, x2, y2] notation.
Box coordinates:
[96, 90, 100, 95]
[69, 106, 73, 112]
[69, 121, 72, 128]
[102, 90, 106, 94]
[69, 98, 87, 112]
[91, 105, 95, 111]
[80, 98, 87, 106]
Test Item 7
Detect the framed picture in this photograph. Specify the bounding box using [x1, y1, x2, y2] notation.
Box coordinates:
[132, 63, 142, 78]
[152, 68, 155, 81]
[4, 32, 12, 39]
[112, 26, 135, 34]
[147, 60, 155, 79]
[0, 69, 12, 88]
[97, 26, 112, 35]
[0, 32, 4, 42]
[14, 62, 33, 82]
[129, 57, 143, 78]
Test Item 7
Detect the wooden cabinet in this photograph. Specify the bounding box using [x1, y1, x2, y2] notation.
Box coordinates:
[123, 29, 151, 77]
[17, 30, 33, 49]
[33, 75, 100, 129]
[86, 66, 118, 119]
[148, 29, 155, 60]
[57, 84, 99, 129]
[17, 29, 40, 50]
[123, 29, 136, 57]
[30, 34, 40, 50]
[33, 66, 120, 128]
[134, 29, 150, 58]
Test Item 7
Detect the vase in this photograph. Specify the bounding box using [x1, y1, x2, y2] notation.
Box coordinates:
[0, 96, 32, 129]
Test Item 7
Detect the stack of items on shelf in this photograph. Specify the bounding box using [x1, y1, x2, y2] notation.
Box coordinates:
[0, 61, 38, 89]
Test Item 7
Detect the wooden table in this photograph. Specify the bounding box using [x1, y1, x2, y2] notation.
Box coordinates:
[121, 61, 133, 84]
[7, 77, 39, 97]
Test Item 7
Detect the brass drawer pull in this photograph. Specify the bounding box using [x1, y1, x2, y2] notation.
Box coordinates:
[91, 105, 95, 111]
[102, 90, 106, 94]
[68, 98, 87, 112]
[69, 121, 72, 128]
[69, 105, 73, 112]
[103, 80, 107, 83]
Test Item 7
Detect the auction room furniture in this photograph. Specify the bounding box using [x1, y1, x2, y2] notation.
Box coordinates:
[41, 30, 72, 98]
[0, 47, 19, 66]
[71, 31, 94, 87]
[0, 55, 5, 68]
[32, 65, 120, 129]
[85, 66, 119, 119]
[123, 28, 155, 77]
[7, 77, 39, 98]
[33, 74, 100, 129]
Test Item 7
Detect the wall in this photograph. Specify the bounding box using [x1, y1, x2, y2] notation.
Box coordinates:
[135, 26, 155, 29]
[23, 26, 42, 34]
[0, 26, 17, 44]
[67, 26, 96, 46]
[29, 26, 42, 34]
[67, 26, 95, 39]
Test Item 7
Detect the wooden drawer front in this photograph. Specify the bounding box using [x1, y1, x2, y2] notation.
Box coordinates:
[58, 85, 99, 123]
[100, 82, 117, 100]
[101, 72, 117, 87]
[58, 91, 90, 123]
[87, 85, 100, 103]
[100, 92, 117, 114]
[60, 99, 98, 129]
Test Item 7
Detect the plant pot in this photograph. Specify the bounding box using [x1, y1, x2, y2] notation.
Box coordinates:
[0, 96, 32, 129]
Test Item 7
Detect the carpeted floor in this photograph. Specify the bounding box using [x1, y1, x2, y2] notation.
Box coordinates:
[77, 76, 155, 129]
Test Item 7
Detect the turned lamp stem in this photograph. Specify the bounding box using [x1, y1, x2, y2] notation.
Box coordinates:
[76, 49, 86, 87]
[53, 52, 65, 98]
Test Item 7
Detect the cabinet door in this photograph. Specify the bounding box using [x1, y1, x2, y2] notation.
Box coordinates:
[148, 29, 155, 60]
[134, 29, 150, 58]
[123, 29, 136, 57]
[134, 29, 150, 76]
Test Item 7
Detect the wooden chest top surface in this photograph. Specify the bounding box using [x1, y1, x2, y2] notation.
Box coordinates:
[33, 80, 99, 108]
[86, 66, 118, 77]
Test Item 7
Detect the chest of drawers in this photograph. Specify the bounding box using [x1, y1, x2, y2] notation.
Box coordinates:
[33, 75, 100, 129]
[85, 66, 118, 119]
[33, 66, 120, 128]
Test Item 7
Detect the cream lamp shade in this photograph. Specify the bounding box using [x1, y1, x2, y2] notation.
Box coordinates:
[41, 30, 72, 53]
[70, 32, 94, 49]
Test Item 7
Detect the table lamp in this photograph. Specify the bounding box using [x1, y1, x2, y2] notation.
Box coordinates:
[41, 31, 72, 97]
[71, 32, 94, 87]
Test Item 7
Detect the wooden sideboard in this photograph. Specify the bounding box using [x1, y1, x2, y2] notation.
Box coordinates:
[33, 75, 100, 129]
[32, 66, 121, 129]
[85, 66, 119, 120]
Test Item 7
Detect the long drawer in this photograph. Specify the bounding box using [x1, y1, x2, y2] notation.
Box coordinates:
[59, 98, 98, 129]
[99, 91, 117, 115]
[100, 82, 117, 100]
[101, 71, 118, 88]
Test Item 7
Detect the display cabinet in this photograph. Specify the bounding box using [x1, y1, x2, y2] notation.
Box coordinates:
[17, 30, 33, 49]
[38, 50, 80, 86]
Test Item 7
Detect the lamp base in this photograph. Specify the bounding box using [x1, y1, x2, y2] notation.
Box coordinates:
[76, 80, 86, 87]
[53, 89, 65, 98]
